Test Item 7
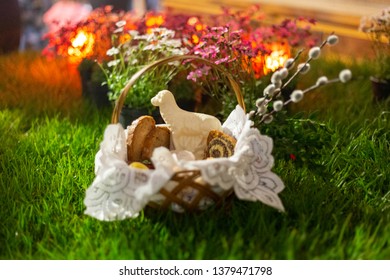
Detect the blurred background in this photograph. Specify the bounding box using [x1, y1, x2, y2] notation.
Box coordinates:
[164, 0, 390, 58]
[0, 0, 388, 55]
[0, 0, 161, 52]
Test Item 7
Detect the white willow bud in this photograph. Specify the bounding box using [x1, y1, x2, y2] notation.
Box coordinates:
[273, 80, 282, 90]
[273, 100, 284, 112]
[263, 84, 276, 96]
[248, 110, 256, 119]
[271, 71, 282, 84]
[290, 90, 304, 103]
[263, 115, 274, 124]
[279, 68, 289, 79]
[255, 97, 266, 107]
[297, 63, 310, 74]
[327, 34, 339, 45]
[316, 76, 328, 86]
[339, 69, 352, 83]
[308, 47, 321, 59]
[257, 105, 267, 115]
[284, 58, 295, 69]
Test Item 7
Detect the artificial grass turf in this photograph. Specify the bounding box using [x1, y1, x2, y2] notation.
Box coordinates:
[0, 52, 389, 259]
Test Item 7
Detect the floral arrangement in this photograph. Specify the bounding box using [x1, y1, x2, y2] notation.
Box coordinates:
[101, 26, 189, 110]
[359, 7, 390, 81]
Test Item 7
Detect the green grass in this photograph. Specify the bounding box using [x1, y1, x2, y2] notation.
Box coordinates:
[0, 52, 389, 259]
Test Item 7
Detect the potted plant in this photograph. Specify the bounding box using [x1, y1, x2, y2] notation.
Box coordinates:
[100, 25, 189, 127]
[359, 7, 390, 101]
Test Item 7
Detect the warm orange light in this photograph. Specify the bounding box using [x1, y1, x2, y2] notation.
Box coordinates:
[186, 17, 206, 45]
[263, 44, 290, 75]
[67, 29, 95, 63]
[242, 43, 291, 79]
[250, 53, 264, 79]
[72, 30, 87, 47]
[192, 34, 200, 44]
[119, 33, 132, 44]
[187, 17, 199, 26]
[195, 23, 205, 31]
[145, 14, 165, 33]
[240, 52, 263, 79]
[187, 17, 204, 31]
[145, 14, 164, 27]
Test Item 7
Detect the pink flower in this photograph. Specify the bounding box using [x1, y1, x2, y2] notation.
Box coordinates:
[215, 57, 230, 64]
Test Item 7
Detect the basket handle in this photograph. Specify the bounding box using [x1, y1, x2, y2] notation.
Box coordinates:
[111, 54, 246, 124]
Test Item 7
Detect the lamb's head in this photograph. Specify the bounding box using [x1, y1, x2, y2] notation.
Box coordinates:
[151, 90, 175, 107]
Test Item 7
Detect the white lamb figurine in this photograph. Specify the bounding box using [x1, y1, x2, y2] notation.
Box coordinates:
[151, 90, 222, 159]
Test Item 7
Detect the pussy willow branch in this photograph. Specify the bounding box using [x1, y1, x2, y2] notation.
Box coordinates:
[283, 77, 340, 107]
[259, 77, 341, 123]
[259, 37, 333, 124]
[281, 38, 329, 92]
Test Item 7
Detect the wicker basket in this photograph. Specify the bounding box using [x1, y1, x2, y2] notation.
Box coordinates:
[84, 55, 285, 220]
[111, 55, 245, 213]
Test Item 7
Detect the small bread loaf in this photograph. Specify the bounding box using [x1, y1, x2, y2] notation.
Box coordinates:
[127, 116, 156, 162]
[205, 130, 237, 158]
[141, 126, 171, 160]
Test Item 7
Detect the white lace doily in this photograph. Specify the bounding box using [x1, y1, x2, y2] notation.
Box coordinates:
[84, 105, 285, 221]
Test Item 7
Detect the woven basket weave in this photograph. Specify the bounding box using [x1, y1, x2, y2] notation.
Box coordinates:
[111, 55, 246, 212]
